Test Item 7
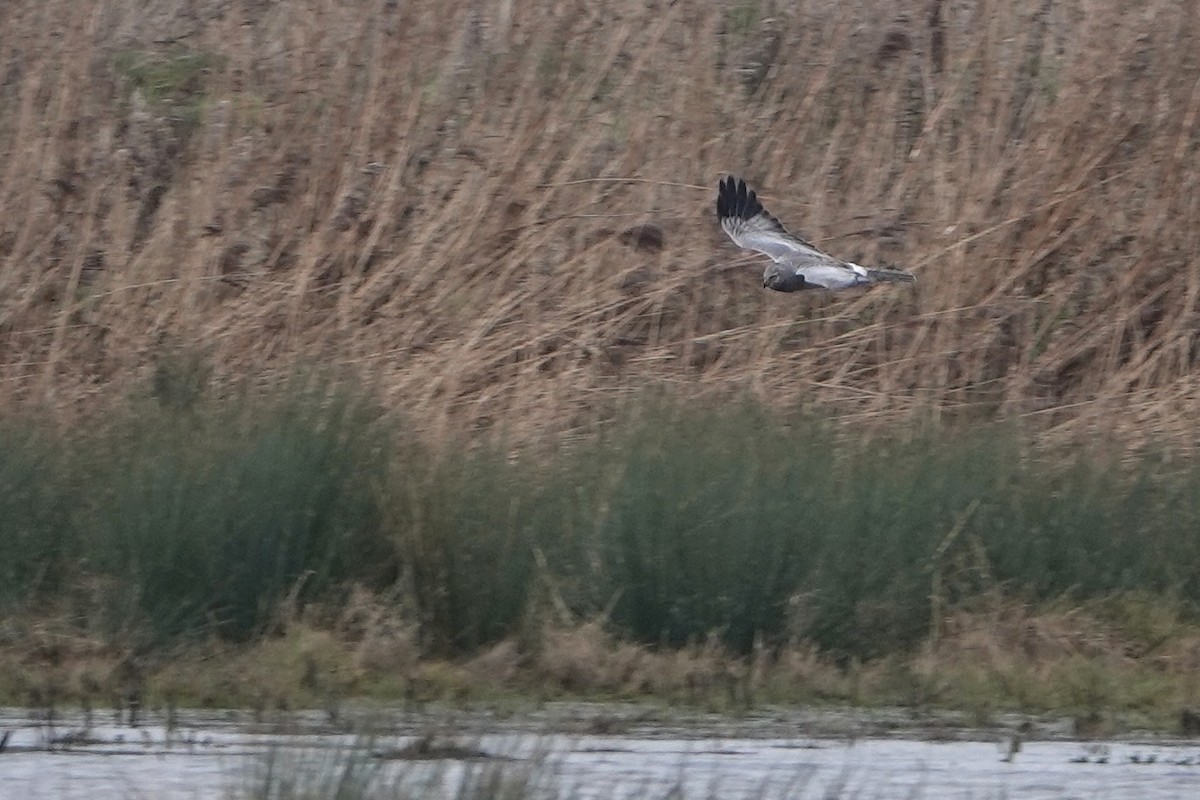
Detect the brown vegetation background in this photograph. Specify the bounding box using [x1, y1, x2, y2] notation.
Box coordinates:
[1, 0, 1198, 446]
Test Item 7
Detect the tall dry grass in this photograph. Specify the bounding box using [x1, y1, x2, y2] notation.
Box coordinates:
[1, 0, 1199, 446]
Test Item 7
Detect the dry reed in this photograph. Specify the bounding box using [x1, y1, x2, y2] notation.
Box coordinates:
[1, 0, 1198, 448]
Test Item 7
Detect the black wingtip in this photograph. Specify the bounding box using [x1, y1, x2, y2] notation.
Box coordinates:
[716, 175, 762, 223]
[716, 175, 734, 220]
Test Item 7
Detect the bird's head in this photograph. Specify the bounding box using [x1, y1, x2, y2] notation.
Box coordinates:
[763, 267, 804, 293]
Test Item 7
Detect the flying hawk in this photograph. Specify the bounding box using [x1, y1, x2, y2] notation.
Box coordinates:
[716, 176, 916, 292]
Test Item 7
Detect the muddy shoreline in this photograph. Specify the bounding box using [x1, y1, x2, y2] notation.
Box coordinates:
[3, 702, 1196, 750]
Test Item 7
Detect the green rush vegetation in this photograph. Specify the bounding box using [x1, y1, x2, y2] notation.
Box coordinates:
[234, 737, 783, 800]
[1, 371, 395, 648]
[0, 417, 77, 604]
[235, 738, 551, 800]
[3, 372, 1200, 668]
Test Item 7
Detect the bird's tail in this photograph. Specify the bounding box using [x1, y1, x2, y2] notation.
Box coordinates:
[863, 266, 916, 284]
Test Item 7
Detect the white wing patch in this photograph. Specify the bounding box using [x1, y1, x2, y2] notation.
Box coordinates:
[794, 264, 868, 290]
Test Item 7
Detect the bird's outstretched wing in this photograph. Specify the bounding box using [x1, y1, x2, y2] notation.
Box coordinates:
[715, 175, 828, 264]
[715, 175, 917, 292]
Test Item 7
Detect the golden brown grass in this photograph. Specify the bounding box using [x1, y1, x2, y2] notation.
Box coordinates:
[6, 596, 1200, 729]
[1, 0, 1199, 445]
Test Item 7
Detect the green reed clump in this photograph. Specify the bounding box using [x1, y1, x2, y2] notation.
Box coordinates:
[791, 425, 1027, 658]
[544, 405, 1023, 656]
[549, 399, 839, 653]
[388, 441, 558, 655]
[972, 448, 1200, 604]
[0, 419, 77, 605]
[79, 374, 395, 644]
[7, 376, 1200, 667]
[543, 402, 1200, 658]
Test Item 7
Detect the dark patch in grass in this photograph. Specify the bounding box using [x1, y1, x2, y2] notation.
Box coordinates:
[113, 47, 223, 108]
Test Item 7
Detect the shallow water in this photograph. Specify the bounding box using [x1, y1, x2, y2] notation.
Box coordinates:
[2, 705, 1198, 799]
